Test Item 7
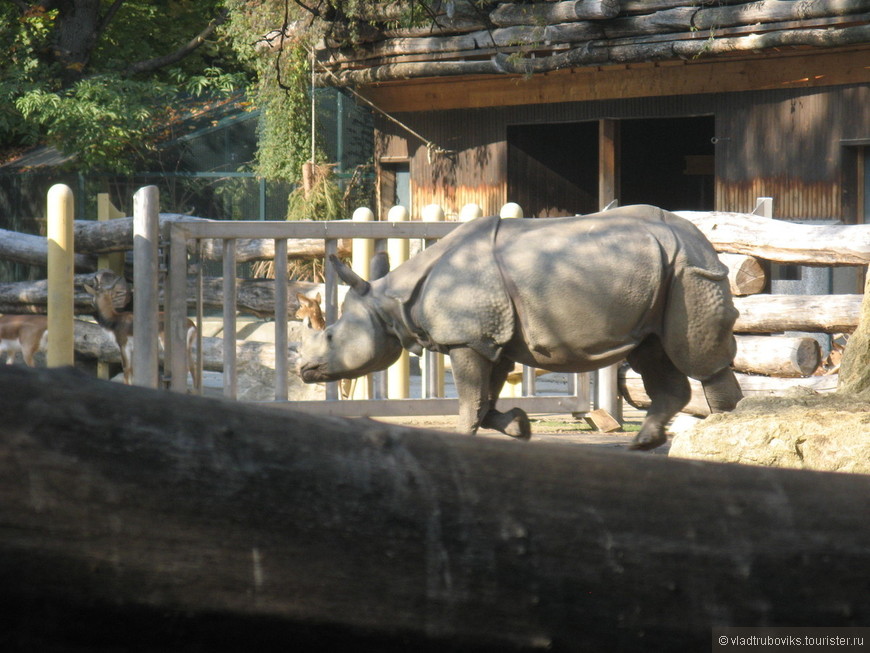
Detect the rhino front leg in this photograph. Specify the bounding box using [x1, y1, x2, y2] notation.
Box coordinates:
[449, 348, 530, 440]
[481, 357, 530, 440]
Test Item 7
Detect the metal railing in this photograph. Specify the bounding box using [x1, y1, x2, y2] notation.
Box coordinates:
[165, 218, 591, 418]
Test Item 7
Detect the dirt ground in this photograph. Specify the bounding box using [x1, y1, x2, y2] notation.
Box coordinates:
[374, 409, 672, 454]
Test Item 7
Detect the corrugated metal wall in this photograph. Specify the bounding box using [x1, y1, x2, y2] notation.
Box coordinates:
[374, 83, 870, 222]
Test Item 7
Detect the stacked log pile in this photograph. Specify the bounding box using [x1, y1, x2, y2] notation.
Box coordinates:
[258, 1, 870, 85]
[620, 210, 869, 416]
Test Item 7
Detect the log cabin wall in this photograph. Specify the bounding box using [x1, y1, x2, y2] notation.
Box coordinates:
[373, 82, 870, 222]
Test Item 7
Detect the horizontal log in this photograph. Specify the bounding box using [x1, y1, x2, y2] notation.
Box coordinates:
[620, 367, 838, 417]
[196, 236, 351, 263]
[718, 252, 766, 296]
[677, 210, 870, 266]
[733, 294, 862, 334]
[0, 227, 96, 272]
[74, 318, 279, 373]
[732, 334, 820, 377]
[491, 0, 620, 26]
[327, 23, 870, 83]
[1, 364, 868, 650]
[0, 276, 330, 317]
[0, 274, 111, 315]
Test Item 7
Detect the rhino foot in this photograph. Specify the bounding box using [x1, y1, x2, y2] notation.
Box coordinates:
[482, 408, 531, 441]
[628, 425, 668, 451]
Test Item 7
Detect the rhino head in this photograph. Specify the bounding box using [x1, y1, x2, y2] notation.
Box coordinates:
[296, 253, 402, 383]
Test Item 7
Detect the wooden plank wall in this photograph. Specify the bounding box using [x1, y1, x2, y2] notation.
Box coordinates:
[373, 83, 870, 222]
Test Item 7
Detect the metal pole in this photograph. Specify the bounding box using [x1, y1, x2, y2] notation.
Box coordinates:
[274, 238, 288, 401]
[222, 240, 238, 399]
[351, 207, 375, 399]
[421, 204, 445, 398]
[133, 186, 160, 388]
[168, 224, 190, 393]
[46, 184, 74, 368]
[387, 205, 410, 398]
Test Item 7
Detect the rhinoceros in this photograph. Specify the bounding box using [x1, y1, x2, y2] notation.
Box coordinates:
[297, 204, 742, 450]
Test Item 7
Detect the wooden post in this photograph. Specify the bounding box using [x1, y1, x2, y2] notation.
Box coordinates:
[96, 193, 126, 379]
[351, 207, 375, 400]
[133, 186, 160, 388]
[46, 184, 75, 367]
[387, 205, 410, 398]
[421, 204, 445, 398]
[597, 119, 622, 422]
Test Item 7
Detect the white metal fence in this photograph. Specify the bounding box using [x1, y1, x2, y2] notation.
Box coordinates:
[164, 218, 592, 419]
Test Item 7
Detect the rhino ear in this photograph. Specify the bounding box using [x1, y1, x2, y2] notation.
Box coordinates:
[369, 251, 390, 280]
[329, 254, 371, 295]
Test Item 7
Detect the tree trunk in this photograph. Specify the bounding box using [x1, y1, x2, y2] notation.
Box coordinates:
[837, 271, 870, 396]
[733, 294, 862, 334]
[620, 367, 838, 417]
[1, 364, 868, 651]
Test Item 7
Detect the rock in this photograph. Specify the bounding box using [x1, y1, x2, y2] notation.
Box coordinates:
[669, 389, 870, 474]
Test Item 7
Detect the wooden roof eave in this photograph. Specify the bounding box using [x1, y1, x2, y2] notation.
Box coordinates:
[315, 22, 870, 87]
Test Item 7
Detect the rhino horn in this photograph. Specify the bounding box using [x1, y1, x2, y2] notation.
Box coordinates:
[329, 254, 371, 295]
[369, 251, 390, 280]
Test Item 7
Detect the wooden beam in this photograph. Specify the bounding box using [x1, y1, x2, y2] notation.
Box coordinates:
[598, 119, 620, 209]
[1, 364, 869, 650]
[358, 48, 870, 112]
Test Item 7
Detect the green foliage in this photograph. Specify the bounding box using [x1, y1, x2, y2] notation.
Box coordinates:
[0, 0, 249, 173]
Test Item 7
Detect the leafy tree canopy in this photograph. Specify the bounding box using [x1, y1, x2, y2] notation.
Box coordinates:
[0, 0, 248, 173]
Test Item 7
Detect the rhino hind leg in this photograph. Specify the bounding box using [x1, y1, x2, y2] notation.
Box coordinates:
[626, 335, 692, 451]
[449, 348, 531, 440]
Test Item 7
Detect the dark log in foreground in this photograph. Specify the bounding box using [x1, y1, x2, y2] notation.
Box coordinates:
[0, 366, 868, 652]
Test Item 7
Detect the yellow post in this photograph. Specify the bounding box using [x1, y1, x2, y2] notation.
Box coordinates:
[499, 202, 524, 398]
[499, 202, 524, 219]
[420, 204, 445, 397]
[96, 193, 126, 379]
[97, 193, 126, 274]
[351, 207, 375, 399]
[459, 203, 483, 222]
[387, 205, 410, 398]
[46, 184, 75, 367]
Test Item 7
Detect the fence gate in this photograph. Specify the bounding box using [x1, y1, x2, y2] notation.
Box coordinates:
[164, 218, 592, 420]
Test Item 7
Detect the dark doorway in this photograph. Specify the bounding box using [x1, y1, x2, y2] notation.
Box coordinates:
[620, 116, 715, 211]
[507, 116, 715, 217]
[507, 122, 598, 217]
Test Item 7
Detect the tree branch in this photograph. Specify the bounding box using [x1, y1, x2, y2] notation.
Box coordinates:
[124, 7, 229, 77]
[96, 0, 125, 40]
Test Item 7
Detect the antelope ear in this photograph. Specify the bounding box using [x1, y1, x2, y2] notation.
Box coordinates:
[314, 292, 322, 303]
[83, 283, 96, 295]
[329, 254, 370, 295]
